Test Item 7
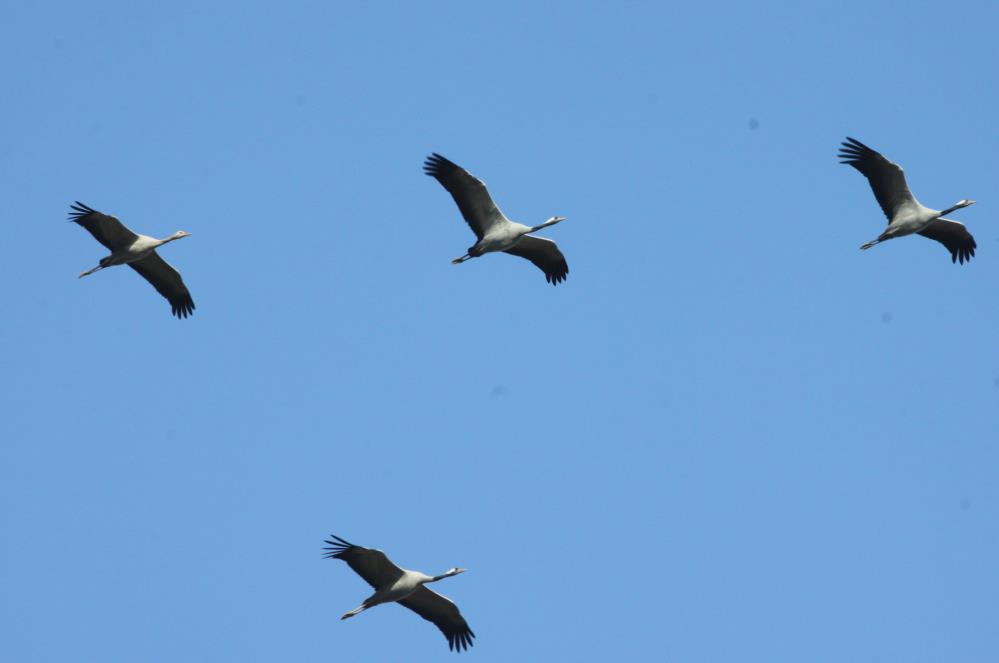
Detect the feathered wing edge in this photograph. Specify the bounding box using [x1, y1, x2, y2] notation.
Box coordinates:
[68, 200, 142, 252]
[128, 253, 195, 319]
[504, 236, 569, 285]
[398, 587, 476, 653]
[838, 137, 914, 222]
[322, 535, 356, 560]
[423, 153, 504, 239]
[68, 201, 98, 223]
[918, 218, 977, 264]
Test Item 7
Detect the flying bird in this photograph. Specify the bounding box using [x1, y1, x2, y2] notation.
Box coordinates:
[69, 202, 195, 318]
[323, 534, 474, 653]
[838, 137, 977, 264]
[424, 153, 569, 284]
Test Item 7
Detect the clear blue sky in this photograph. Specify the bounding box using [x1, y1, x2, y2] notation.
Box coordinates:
[2, 1, 998, 661]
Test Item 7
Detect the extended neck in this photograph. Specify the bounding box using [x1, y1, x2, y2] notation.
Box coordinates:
[938, 200, 974, 217]
[159, 231, 190, 246]
[428, 569, 461, 583]
[528, 216, 566, 233]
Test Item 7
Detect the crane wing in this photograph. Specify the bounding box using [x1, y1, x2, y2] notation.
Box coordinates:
[423, 153, 506, 239]
[838, 137, 916, 222]
[128, 252, 196, 318]
[503, 236, 569, 285]
[323, 535, 406, 590]
[917, 218, 977, 264]
[398, 586, 475, 653]
[68, 201, 140, 251]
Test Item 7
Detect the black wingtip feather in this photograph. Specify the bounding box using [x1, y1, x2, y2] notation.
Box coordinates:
[447, 628, 475, 653]
[546, 266, 568, 286]
[171, 297, 196, 319]
[837, 136, 873, 164]
[68, 201, 98, 223]
[546, 263, 569, 286]
[842, 136, 869, 150]
[423, 153, 454, 178]
[322, 534, 357, 559]
[954, 244, 975, 264]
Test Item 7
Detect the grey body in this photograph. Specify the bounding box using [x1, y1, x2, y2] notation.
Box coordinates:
[839, 138, 977, 264]
[470, 222, 539, 255]
[343, 568, 438, 615]
[86, 234, 178, 272]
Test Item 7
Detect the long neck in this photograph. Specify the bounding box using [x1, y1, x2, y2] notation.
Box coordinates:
[428, 571, 453, 583]
[528, 218, 562, 233]
[938, 202, 969, 217]
[159, 232, 185, 246]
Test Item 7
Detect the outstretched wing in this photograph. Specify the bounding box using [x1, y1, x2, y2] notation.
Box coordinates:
[398, 586, 475, 653]
[128, 252, 196, 318]
[323, 535, 405, 590]
[503, 235, 569, 285]
[918, 218, 977, 264]
[424, 153, 506, 239]
[838, 138, 916, 222]
[68, 201, 139, 251]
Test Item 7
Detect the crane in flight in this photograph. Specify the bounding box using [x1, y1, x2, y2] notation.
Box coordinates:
[838, 137, 977, 264]
[69, 202, 195, 318]
[424, 153, 569, 285]
[324, 534, 475, 653]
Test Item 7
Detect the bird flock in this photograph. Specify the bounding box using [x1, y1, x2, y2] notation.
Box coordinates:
[68, 138, 980, 653]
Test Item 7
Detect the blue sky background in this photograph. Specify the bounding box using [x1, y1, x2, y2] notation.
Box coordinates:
[2, 1, 998, 661]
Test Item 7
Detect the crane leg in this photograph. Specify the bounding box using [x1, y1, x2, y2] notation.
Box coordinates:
[859, 239, 881, 250]
[451, 254, 471, 264]
[341, 604, 368, 620]
[78, 265, 104, 278]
